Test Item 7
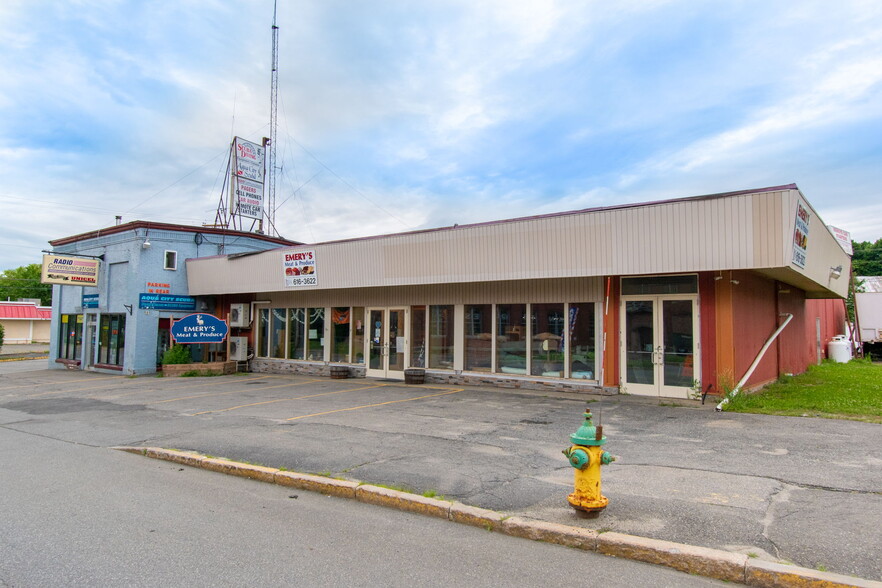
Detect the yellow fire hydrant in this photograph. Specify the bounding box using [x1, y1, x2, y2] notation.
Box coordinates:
[562, 408, 614, 514]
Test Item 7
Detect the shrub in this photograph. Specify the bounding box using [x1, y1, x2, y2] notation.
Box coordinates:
[161, 344, 192, 365]
[0, 323, 4, 350]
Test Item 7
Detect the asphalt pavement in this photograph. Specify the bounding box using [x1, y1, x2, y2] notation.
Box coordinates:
[0, 363, 880, 583]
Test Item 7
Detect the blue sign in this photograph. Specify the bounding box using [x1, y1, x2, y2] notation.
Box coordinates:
[82, 294, 99, 309]
[171, 313, 229, 344]
[139, 293, 197, 311]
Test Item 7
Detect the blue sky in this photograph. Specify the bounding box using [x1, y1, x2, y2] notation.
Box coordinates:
[1, 0, 881, 269]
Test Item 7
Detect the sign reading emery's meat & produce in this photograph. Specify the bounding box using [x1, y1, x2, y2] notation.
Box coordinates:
[41, 254, 101, 286]
[791, 201, 811, 269]
[283, 249, 318, 287]
[170, 313, 228, 344]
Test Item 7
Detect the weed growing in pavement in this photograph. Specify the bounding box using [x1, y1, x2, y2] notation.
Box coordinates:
[747, 552, 758, 559]
[180, 370, 222, 377]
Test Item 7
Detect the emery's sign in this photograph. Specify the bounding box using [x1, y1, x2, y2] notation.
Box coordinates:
[41, 254, 101, 286]
[792, 201, 811, 269]
[283, 249, 318, 287]
[170, 313, 229, 344]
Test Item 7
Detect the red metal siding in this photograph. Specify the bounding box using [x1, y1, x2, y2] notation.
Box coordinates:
[731, 272, 778, 388]
[698, 273, 717, 395]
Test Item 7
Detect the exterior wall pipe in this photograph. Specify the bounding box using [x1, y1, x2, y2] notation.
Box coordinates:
[715, 313, 793, 412]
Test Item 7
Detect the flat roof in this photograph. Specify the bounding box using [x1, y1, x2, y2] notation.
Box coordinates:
[49, 220, 300, 248]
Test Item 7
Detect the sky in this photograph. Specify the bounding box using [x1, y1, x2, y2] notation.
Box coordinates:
[1, 0, 881, 270]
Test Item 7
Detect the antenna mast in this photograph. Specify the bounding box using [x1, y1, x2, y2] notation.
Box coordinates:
[267, 0, 279, 236]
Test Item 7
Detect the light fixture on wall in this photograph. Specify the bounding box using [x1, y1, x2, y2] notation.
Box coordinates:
[142, 229, 151, 249]
[830, 265, 843, 279]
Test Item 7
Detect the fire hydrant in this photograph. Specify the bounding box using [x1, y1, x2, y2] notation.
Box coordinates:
[562, 408, 614, 514]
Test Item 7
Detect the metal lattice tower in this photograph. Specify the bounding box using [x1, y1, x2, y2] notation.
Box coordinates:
[267, 0, 279, 236]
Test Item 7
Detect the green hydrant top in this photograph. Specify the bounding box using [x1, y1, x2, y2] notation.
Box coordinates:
[569, 408, 607, 446]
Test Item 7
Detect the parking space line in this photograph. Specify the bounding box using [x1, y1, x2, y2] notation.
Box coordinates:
[86, 375, 276, 399]
[285, 387, 464, 421]
[146, 379, 325, 405]
[0, 376, 111, 393]
[188, 383, 390, 416]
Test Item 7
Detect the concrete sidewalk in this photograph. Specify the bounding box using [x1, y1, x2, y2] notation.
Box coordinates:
[1, 369, 879, 585]
[0, 343, 49, 360]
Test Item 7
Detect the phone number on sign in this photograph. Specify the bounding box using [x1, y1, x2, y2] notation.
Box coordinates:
[289, 276, 317, 287]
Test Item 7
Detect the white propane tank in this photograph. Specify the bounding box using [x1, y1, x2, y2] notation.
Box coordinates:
[827, 335, 851, 363]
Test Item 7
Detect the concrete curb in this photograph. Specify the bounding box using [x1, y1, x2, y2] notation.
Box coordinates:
[114, 446, 880, 588]
[0, 355, 48, 362]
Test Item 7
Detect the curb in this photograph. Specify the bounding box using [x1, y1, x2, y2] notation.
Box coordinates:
[114, 446, 880, 588]
[0, 355, 48, 363]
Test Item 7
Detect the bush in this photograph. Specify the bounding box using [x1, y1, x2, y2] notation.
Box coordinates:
[161, 344, 192, 365]
[0, 323, 4, 350]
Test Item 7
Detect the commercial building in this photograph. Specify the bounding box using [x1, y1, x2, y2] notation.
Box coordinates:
[46, 221, 296, 374]
[185, 184, 851, 398]
[0, 301, 51, 345]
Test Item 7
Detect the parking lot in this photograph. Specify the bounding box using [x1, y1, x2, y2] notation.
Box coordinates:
[2, 365, 881, 581]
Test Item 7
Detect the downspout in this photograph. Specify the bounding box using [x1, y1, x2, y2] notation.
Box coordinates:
[715, 313, 793, 412]
[600, 277, 611, 388]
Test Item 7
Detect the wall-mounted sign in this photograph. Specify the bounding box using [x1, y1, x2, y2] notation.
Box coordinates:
[139, 294, 196, 311]
[170, 313, 229, 344]
[827, 225, 853, 256]
[82, 293, 99, 309]
[283, 249, 318, 287]
[146, 281, 171, 294]
[792, 201, 811, 269]
[41, 254, 101, 286]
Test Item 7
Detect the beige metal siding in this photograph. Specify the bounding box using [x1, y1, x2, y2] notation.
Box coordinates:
[242, 278, 605, 308]
[187, 189, 817, 296]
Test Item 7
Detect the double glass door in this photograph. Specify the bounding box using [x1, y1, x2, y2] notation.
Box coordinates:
[366, 308, 407, 379]
[621, 295, 698, 398]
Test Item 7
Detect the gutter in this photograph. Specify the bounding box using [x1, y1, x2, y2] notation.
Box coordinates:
[716, 313, 793, 412]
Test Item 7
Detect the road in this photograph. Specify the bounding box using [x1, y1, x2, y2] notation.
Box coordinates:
[1, 363, 880, 581]
[0, 425, 728, 587]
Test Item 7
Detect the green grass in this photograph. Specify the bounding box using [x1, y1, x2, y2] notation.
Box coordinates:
[725, 359, 882, 423]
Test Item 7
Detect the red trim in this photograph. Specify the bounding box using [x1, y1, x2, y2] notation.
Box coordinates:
[93, 363, 123, 371]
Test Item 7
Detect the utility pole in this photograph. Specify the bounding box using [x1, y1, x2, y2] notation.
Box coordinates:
[267, 0, 279, 237]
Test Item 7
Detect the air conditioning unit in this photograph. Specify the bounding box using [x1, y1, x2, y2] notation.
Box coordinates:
[229, 303, 250, 327]
[229, 336, 249, 361]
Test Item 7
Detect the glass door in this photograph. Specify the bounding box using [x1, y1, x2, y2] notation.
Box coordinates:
[366, 308, 407, 379]
[621, 296, 698, 398]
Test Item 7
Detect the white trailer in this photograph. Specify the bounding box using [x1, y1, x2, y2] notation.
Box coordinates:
[856, 291, 882, 345]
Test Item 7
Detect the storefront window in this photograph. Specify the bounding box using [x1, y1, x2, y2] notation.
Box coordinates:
[98, 314, 126, 366]
[352, 307, 365, 364]
[288, 308, 305, 360]
[331, 307, 351, 363]
[428, 305, 454, 369]
[568, 303, 596, 379]
[410, 306, 426, 368]
[531, 303, 564, 376]
[270, 309, 286, 358]
[496, 304, 526, 375]
[464, 304, 492, 372]
[258, 308, 269, 357]
[58, 314, 83, 361]
[307, 308, 325, 360]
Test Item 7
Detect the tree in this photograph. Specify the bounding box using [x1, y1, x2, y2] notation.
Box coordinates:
[0, 264, 52, 306]
[852, 239, 882, 277]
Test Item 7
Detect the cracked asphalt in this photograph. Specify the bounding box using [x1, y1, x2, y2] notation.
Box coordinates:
[1, 363, 880, 581]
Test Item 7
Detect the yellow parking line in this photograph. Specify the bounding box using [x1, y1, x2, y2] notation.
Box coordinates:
[147, 379, 324, 405]
[188, 383, 389, 416]
[285, 388, 464, 421]
[0, 375, 111, 393]
[87, 375, 275, 399]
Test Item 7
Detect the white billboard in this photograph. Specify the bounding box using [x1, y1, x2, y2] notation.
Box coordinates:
[232, 137, 265, 220]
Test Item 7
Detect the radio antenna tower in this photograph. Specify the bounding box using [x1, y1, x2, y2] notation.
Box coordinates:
[267, 0, 279, 236]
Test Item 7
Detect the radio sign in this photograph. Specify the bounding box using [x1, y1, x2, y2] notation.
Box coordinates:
[170, 313, 229, 344]
[41, 254, 101, 287]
